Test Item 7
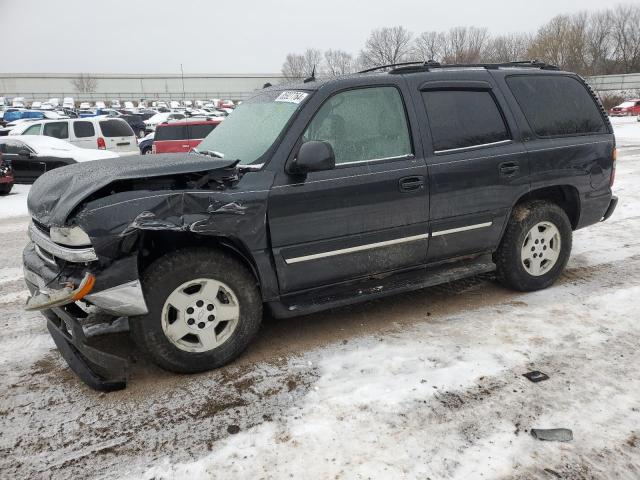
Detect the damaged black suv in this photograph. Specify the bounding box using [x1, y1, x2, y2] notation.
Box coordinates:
[23, 61, 618, 390]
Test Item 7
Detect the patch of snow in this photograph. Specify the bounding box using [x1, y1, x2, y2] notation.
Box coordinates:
[0, 184, 30, 218]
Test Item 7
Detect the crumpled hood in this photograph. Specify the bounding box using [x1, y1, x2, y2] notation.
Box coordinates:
[28, 153, 238, 226]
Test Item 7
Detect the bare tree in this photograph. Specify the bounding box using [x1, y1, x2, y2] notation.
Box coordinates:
[281, 48, 323, 80]
[71, 73, 98, 94]
[441, 26, 490, 63]
[585, 10, 614, 75]
[359, 26, 413, 68]
[484, 33, 531, 63]
[302, 48, 323, 76]
[610, 4, 640, 73]
[324, 49, 354, 76]
[413, 31, 446, 62]
[281, 53, 306, 80]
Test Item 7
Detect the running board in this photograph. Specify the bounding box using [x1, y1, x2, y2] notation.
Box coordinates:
[269, 254, 496, 318]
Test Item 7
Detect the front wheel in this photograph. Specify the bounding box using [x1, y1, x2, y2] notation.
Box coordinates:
[495, 201, 572, 291]
[130, 248, 262, 373]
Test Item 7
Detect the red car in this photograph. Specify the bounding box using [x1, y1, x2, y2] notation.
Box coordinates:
[152, 118, 223, 154]
[609, 99, 640, 117]
[0, 153, 14, 195]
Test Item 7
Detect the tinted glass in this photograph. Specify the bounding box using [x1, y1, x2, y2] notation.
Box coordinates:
[303, 86, 412, 164]
[506, 75, 607, 137]
[99, 119, 134, 137]
[22, 124, 42, 135]
[43, 122, 69, 139]
[188, 123, 217, 139]
[73, 121, 95, 138]
[155, 125, 187, 141]
[422, 90, 509, 152]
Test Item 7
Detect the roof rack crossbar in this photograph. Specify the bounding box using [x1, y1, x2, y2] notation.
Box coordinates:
[358, 61, 426, 74]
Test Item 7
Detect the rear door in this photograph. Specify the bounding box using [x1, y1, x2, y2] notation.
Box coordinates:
[154, 124, 188, 153]
[406, 71, 530, 262]
[98, 119, 138, 154]
[268, 82, 430, 293]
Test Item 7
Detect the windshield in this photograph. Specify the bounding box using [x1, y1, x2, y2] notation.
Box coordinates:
[197, 89, 310, 165]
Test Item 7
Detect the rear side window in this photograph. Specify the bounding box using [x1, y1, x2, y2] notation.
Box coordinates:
[506, 75, 607, 137]
[422, 90, 510, 152]
[99, 119, 134, 137]
[73, 121, 95, 138]
[155, 125, 187, 141]
[43, 122, 69, 139]
[22, 124, 42, 135]
[188, 123, 217, 139]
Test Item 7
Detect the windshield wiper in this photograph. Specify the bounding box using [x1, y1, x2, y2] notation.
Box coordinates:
[191, 148, 226, 159]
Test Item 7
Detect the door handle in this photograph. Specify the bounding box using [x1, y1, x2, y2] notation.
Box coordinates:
[399, 175, 425, 192]
[499, 161, 520, 177]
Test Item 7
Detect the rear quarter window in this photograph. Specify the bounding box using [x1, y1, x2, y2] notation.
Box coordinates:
[99, 119, 134, 137]
[42, 121, 69, 139]
[155, 125, 187, 141]
[506, 75, 607, 137]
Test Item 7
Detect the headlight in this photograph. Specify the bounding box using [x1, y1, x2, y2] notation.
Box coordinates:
[50, 226, 92, 246]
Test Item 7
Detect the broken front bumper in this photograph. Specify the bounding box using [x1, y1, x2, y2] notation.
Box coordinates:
[47, 306, 127, 391]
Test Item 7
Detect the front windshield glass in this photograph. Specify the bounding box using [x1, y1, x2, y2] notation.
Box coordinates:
[197, 89, 310, 165]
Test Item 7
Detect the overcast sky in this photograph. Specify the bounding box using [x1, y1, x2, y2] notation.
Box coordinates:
[3, 0, 612, 74]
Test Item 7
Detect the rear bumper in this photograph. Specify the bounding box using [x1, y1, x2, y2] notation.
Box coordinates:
[602, 195, 618, 222]
[46, 306, 127, 391]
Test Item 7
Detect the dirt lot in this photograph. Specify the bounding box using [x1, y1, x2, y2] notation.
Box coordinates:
[1, 128, 639, 479]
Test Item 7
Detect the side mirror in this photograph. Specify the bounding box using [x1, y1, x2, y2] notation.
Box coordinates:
[288, 140, 335, 175]
[18, 148, 33, 158]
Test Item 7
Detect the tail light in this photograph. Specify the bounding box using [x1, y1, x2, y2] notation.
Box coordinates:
[97, 137, 106, 150]
[610, 148, 617, 187]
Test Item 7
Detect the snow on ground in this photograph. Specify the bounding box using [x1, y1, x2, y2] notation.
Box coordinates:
[0, 120, 639, 479]
[611, 116, 640, 144]
[0, 183, 30, 219]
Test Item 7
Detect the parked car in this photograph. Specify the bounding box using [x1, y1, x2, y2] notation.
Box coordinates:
[21, 62, 618, 390]
[138, 131, 154, 155]
[144, 112, 186, 132]
[62, 97, 75, 109]
[95, 101, 106, 109]
[0, 152, 14, 194]
[153, 118, 222, 153]
[48, 98, 60, 108]
[12, 97, 26, 108]
[31, 101, 42, 109]
[0, 135, 118, 183]
[609, 99, 640, 117]
[14, 118, 139, 155]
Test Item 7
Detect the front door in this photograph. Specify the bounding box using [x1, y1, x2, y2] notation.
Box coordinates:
[268, 85, 430, 293]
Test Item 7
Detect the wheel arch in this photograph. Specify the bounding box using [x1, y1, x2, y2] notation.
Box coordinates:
[512, 185, 581, 230]
[137, 230, 263, 295]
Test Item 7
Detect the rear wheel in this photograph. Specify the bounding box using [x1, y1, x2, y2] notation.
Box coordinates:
[130, 248, 262, 373]
[141, 146, 152, 155]
[0, 183, 13, 195]
[495, 201, 572, 291]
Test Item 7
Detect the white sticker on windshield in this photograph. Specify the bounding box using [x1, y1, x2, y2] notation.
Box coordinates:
[275, 91, 309, 104]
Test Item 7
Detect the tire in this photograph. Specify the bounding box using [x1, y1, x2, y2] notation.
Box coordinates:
[495, 201, 572, 292]
[130, 248, 262, 373]
[0, 183, 13, 195]
[141, 147, 152, 155]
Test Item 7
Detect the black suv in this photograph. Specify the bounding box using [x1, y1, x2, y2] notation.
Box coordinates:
[23, 61, 618, 390]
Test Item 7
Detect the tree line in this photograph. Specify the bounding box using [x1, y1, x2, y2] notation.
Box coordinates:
[281, 4, 640, 79]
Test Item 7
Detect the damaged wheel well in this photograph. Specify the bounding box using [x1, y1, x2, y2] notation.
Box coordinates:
[137, 231, 262, 292]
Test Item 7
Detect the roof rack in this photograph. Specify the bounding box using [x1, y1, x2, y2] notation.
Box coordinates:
[358, 61, 427, 74]
[386, 60, 560, 74]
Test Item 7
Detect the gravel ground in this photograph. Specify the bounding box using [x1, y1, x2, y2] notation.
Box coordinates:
[0, 125, 639, 479]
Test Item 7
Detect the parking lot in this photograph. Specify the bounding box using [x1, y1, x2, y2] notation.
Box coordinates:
[0, 117, 637, 479]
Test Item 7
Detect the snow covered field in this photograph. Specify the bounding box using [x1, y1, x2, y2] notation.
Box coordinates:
[0, 117, 639, 479]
